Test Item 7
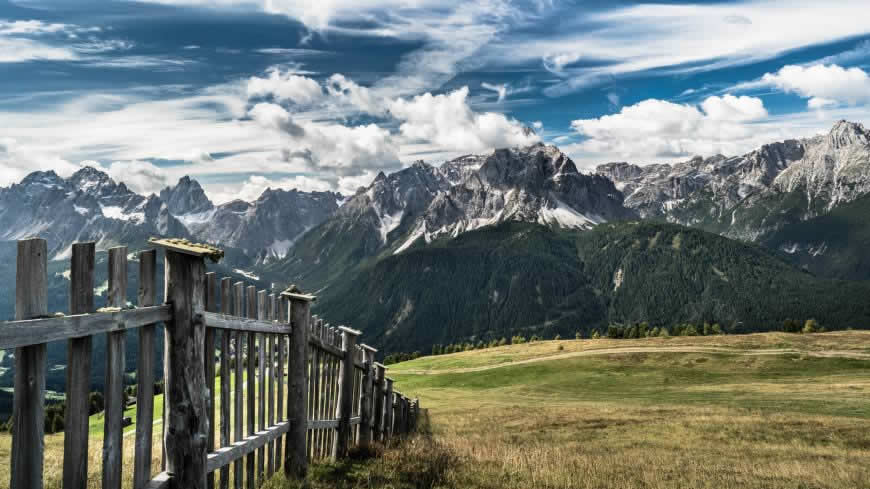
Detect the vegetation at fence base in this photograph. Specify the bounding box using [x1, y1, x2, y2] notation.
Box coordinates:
[387, 332, 870, 489]
[263, 413, 458, 489]
[314, 221, 870, 355]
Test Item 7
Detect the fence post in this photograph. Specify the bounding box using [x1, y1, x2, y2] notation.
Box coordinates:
[11, 237, 47, 489]
[373, 363, 386, 441]
[283, 288, 315, 479]
[333, 326, 360, 458]
[384, 378, 394, 441]
[64, 242, 95, 489]
[155, 241, 219, 489]
[359, 344, 377, 446]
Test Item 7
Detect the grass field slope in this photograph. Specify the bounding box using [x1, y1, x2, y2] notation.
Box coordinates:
[375, 332, 870, 489]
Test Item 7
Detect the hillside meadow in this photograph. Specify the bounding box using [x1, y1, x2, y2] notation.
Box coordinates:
[272, 331, 870, 489]
[3, 332, 869, 488]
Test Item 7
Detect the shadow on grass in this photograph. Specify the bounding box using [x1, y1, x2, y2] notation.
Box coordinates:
[264, 411, 459, 489]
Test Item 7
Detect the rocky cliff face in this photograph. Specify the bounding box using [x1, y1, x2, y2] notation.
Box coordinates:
[597, 121, 870, 241]
[174, 186, 343, 263]
[0, 167, 343, 265]
[0, 166, 188, 259]
[274, 143, 634, 286]
[159, 176, 214, 215]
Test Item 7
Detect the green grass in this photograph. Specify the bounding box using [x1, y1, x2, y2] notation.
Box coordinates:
[274, 332, 870, 489]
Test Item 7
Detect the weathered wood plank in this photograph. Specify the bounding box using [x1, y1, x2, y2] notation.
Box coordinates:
[205, 272, 217, 489]
[202, 311, 291, 335]
[334, 327, 360, 458]
[307, 419, 339, 430]
[275, 315, 286, 470]
[143, 472, 172, 489]
[134, 249, 157, 489]
[103, 246, 127, 489]
[163, 248, 209, 489]
[384, 378, 394, 440]
[0, 305, 171, 350]
[373, 363, 385, 442]
[219, 278, 232, 489]
[246, 286, 257, 489]
[285, 293, 312, 478]
[256, 290, 266, 485]
[359, 344, 376, 446]
[232, 283, 244, 489]
[267, 294, 276, 476]
[207, 422, 292, 473]
[308, 334, 345, 359]
[11, 238, 48, 489]
[63, 242, 95, 489]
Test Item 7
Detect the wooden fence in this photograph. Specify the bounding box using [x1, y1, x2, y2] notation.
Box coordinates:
[0, 237, 420, 489]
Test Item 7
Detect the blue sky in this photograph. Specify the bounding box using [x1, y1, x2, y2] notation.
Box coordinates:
[1, 0, 869, 202]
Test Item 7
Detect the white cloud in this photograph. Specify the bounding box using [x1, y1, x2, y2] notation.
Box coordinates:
[759, 64, 870, 107]
[389, 87, 539, 153]
[248, 102, 306, 137]
[484, 0, 870, 96]
[325, 74, 385, 115]
[247, 68, 323, 105]
[570, 95, 770, 161]
[481, 82, 508, 102]
[248, 102, 400, 177]
[0, 137, 82, 186]
[699, 94, 768, 121]
[0, 19, 127, 63]
[106, 160, 169, 195]
[207, 174, 335, 204]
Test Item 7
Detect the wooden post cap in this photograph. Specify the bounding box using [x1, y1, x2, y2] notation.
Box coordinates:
[360, 344, 378, 353]
[148, 237, 224, 262]
[279, 284, 316, 302]
[337, 325, 361, 336]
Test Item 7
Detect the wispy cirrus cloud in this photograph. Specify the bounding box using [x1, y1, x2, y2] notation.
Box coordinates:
[482, 0, 870, 96]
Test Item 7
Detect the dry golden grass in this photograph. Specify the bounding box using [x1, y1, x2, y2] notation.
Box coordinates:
[384, 333, 870, 489]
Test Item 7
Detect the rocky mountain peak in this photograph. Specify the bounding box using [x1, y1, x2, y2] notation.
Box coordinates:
[20, 170, 65, 189]
[159, 175, 214, 216]
[826, 120, 869, 149]
[69, 165, 116, 194]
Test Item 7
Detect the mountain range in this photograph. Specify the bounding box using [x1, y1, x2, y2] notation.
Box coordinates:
[1, 120, 870, 355]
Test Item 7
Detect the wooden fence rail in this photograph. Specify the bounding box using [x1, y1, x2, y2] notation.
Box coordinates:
[0, 237, 420, 489]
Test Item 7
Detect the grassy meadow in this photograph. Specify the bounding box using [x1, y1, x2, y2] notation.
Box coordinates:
[2, 331, 870, 488]
[276, 331, 870, 489]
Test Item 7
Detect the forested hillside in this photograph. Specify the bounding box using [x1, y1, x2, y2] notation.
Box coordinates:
[314, 221, 870, 354]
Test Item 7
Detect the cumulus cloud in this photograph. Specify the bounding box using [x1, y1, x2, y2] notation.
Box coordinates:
[106, 160, 169, 195]
[325, 74, 385, 115]
[700, 94, 768, 121]
[759, 64, 870, 107]
[248, 102, 400, 177]
[389, 87, 539, 153]
[248, 102, 306, 137]
[247, 68, 323, 105]
[210, 174, 335, 203]
[570, 95, 770, 161]
[0, 137, 81, 186]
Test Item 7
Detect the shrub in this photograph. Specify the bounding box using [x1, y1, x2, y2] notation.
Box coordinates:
[554, 334, 561, 341]
[591, 331, 601, 339]
[89, 391, 105, 415]
[803, 319, 818, 334]
[575, 331, 583, 339]
[511, 335, 526, 344]
[497, 337, 507, 346]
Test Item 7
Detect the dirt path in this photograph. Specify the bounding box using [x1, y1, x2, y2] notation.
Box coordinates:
[398, 346, 870, 375]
